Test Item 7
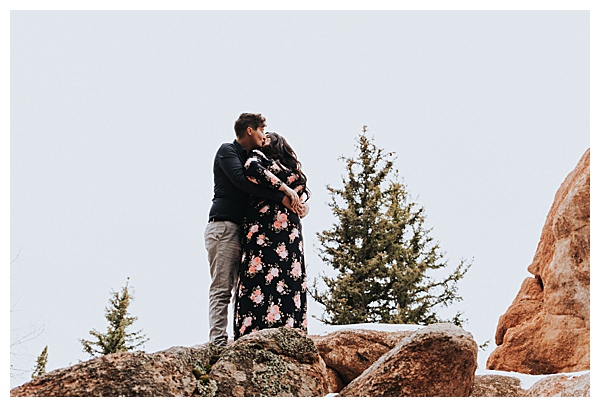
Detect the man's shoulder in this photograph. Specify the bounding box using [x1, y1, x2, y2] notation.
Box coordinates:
[217, 141, 235, 151]
[216, 141, 241, 156]
[215, 141, 245, 170]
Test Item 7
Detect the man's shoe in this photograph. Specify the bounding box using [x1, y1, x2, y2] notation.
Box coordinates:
[210, 340, 227, 349]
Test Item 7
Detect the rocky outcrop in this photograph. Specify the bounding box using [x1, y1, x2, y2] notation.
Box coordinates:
[470, 375, 526, 397]
[209, 327, 328, 396]
[487, 149, 590, 375]
[310, 328, 413, 385]
[11, 324, 590, 397]
[470, 372, 590, 397]
[11, 327, 328, 397]
[9, 345, 219, 397]
[525, 373, 590, 397]
[338, 323, 478, 397]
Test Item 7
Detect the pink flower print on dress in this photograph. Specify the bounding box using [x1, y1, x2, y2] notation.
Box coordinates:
[290, 260, 302, 279]
[259, 205, 269, 214]
[247, 176, 259, 185]
[266, 304, 281, 324]
[250, 288, 264, 305]
[302, 318, 308, 329]
[276, 280, 286, 294]
[271, 161, 282, 172]
[247, 224, 259, 240]
[239, 316, 253, 335]
[265, 170, 281, 187]
[286, 317, 295, 328]
[273, 212, 288, 230]
[294, 292, 301, 309]
[248, 255, 263, 275]
[244, 156, 259, 169]
[256, 233, 268, 247]
[287, 172, 299, 184]
[276, 243, 288, 260]
[298, 241, 303, 254]
[265, 267, 279, 284]
[289, 228, 299, 243]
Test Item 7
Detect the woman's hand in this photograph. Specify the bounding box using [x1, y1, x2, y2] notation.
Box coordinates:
[282, 185, 301, 211]
[298, 203, 310, 219]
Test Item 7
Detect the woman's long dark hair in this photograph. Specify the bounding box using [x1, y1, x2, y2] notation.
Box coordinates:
[263, 132, 311, 201]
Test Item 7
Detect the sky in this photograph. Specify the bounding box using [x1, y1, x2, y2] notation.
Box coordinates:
[6, 1, 594, 392]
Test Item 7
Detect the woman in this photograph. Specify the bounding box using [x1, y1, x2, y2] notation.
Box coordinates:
[233, 132, 311, 340]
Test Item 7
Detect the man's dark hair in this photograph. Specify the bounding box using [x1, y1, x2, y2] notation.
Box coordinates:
[234, 113, 266, 139]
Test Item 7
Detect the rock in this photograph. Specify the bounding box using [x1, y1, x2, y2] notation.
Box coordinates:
[10, 328, 327, 397]
[209, 327, 328, 397]
[325, 367, 344, 394]
[10, 345, 219, 397]
[492, 276, 544, 346]
[338, 323, 478, 397]
[470, 375, 525, 397]
[487, 149, 590, 375]
[525, 373, 590, 397]
[310, 329, 413, 384]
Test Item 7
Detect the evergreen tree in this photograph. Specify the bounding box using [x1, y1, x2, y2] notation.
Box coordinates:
[80, 278, 148, 357]
[311, 127, 471, 326]
[31, 345, 48, 378]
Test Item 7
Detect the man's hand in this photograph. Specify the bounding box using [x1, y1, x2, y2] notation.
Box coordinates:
[282, 196, 309, 218]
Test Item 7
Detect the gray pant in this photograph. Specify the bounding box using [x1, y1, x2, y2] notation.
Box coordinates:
[204, 221, 241, 346]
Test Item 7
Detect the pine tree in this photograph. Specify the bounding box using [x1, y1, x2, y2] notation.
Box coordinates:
[80, 278, 148, 357]
[310, 127, 471, 326]
[31, 345, 48, 378]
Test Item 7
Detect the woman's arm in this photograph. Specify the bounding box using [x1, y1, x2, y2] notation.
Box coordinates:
[245, 151, 300, 208]
[217, 143, 286, 204]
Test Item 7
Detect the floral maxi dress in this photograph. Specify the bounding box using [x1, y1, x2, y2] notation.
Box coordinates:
[233, 149, 308, 339]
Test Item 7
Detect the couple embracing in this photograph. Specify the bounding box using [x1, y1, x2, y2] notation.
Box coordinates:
[204, 113, 310, 348]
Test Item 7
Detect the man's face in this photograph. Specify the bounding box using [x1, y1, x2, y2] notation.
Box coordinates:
[248, 126, 266, 149]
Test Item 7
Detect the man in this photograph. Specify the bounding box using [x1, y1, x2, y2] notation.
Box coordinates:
[204, 113, 301, 347]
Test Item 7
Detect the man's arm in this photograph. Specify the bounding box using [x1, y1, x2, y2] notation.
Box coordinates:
[217, 144, 286, 203]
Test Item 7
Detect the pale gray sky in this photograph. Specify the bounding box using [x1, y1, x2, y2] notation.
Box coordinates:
[8, 7, 591, 389]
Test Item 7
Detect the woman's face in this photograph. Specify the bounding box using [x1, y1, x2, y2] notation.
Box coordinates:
[264, 133, 272, 147]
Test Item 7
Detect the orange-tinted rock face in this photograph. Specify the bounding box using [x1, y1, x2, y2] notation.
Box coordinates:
[338, 323, 478, 397]
[487, 149, 590, 375]
[310, 329, 412, 385]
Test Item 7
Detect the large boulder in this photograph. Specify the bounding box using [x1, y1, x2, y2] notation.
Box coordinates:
[10, 345, 219, 397]
[310, 328, 413, 385]
[338, 323, 478, 397]
[470, 372, 590, 397]
[209, 327, 328, 397]
[470, 375, 525, 397]
[11, 327, 327, 397]
[487, 149, 590, 374]
[525, 373, 590, 397]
